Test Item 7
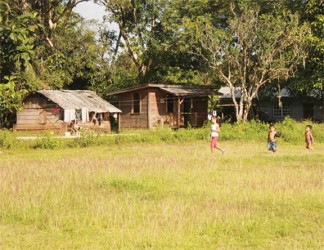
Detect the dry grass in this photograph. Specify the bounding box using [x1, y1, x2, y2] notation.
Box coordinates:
[0, 141, 323, 249]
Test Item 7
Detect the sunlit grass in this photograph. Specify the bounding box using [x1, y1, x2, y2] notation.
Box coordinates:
[0, 141, 323, 249]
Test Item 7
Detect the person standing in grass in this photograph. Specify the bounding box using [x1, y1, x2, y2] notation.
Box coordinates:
[267, 124, 277, 153]
[210, 116, 224, 154]
[305, 124, 314, 151]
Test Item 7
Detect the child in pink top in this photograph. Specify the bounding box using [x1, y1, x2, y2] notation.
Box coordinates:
[210, 116, 224, 154]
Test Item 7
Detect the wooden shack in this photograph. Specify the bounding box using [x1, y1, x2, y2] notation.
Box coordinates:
[14, 90, 122, 133]
[107, 84, 216, 129]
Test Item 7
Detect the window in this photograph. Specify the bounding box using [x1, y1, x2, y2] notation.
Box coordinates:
[132, 93, 140, 113]
[166, 95, 173, 113]
[273, 103, 291, 117]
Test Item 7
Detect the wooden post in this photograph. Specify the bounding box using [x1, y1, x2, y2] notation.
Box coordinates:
[177, 98, 184, 128]
[147, 91, 151, 129]
[118, 113, 121, 133]
[177, 97, 181, 128]
[210, 94, 214, 115]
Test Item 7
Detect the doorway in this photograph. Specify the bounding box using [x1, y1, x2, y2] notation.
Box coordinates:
[303, 103, 313, 120]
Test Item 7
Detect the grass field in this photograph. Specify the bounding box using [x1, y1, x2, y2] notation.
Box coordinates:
[0, 140, 323, 249]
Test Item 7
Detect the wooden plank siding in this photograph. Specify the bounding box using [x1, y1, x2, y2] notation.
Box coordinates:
[118, 90, 149, 129]
[14, 94, 66, 133]
[17, 95, 62, 125]
[17, 108, 62, 124]
[116, 88, 209, 129]
[148, 89, 177, 128]
[189, 96, 209, 127]
[13, 123, 67, 133]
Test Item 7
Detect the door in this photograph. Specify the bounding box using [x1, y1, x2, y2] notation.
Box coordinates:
[303, 103, 313, 120]
[183, 98, 191, 128]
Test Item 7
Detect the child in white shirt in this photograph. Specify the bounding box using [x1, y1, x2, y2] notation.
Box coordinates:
[210, 116, 224, 154]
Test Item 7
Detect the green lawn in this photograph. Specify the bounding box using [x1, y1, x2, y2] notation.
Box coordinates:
[0, 141, 323, 249]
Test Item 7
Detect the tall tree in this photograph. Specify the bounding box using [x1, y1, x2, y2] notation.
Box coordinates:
[197, 2, 310, 122]
[97, 0, 163, 82]
[0, 0, 108, 126]
[284, 0, 323, 95]
[0, 0, 38, 126]
[0, 1, 38, 85]
[97, 0, 210, 85]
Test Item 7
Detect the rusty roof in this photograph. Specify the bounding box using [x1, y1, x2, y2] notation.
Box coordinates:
[106, 84, 217, 96]
[37, 90, 122, 113]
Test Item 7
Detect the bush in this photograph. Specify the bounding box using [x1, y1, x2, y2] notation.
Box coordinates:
[0, 129, 16, 149]
[33, 133, 60, 149]
[215, 117, 324, 144]
[67, 134, 101, 148]
[1, 117, 323, 151]
[276, 117, 303, 144]
[220, 120, 268, 141]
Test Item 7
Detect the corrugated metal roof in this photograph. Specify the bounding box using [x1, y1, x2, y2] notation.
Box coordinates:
[106, 84, 216, 96]
[219, 87, 295, 99]
[160, 87, 214, 96]
[218, 87, 242, 98]
[37, 90, 122, 113]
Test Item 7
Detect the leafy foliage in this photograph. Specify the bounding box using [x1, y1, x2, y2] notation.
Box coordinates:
[0, 0, 323, 128]
[33, 133, 61, 149]
[0, 77, 27, 127]
[197, 2, 310, 122]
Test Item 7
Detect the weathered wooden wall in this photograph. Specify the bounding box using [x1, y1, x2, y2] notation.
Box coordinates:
[148, 89, 176, 128]
[14, 94, 66, 133]
[17, 95, 62, 125]
[117, 88, 209, 129]
[190, 97, 209, 127]
[118, 90, 149, 129]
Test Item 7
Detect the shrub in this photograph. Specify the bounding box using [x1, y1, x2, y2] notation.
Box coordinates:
[0, 129, 16, 149]
[220, 120, 268, 141]
[67, 134, 102, 148]
[275, 117, 302, 144]
[33, 134, 60, 149]
[1, 117, 323, 151]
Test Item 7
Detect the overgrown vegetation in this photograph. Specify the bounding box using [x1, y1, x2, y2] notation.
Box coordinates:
[221, 117, 324, 144]
[0, 118, 323, 151]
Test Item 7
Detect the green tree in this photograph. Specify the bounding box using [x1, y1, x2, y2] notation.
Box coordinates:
[97, 0, 211, 85]
[0, 76, 27, 127]
[0, 1, 38, 86]
[285, 0, 323, 94]
[197, 2, 310, 122]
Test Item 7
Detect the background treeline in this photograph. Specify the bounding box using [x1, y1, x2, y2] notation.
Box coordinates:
[0, 0, 323, 126]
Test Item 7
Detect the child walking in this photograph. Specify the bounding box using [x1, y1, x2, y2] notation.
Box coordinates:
[305, 125, 314, 151]
[267, 124, 277, 153]
[210, 116, 224, 154]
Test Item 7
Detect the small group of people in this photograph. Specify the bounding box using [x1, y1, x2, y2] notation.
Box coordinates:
[209, 116, 314, 155]
[267, 124, 314, 153]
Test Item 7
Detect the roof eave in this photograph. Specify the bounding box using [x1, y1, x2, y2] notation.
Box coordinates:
[107, 84, 218, 96]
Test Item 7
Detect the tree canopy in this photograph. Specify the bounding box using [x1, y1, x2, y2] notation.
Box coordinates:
[197, 2, 310, 122]
[0, 0, 322, 126]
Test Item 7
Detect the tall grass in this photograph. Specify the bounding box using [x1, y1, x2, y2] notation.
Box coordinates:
[0, 141, 323, 249]
[1, 118, 324, 151]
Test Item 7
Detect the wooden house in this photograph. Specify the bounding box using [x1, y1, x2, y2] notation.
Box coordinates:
[218, 87, 324, 122]
[107, 84, 216, 130]
[14, 90, 122, 133]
